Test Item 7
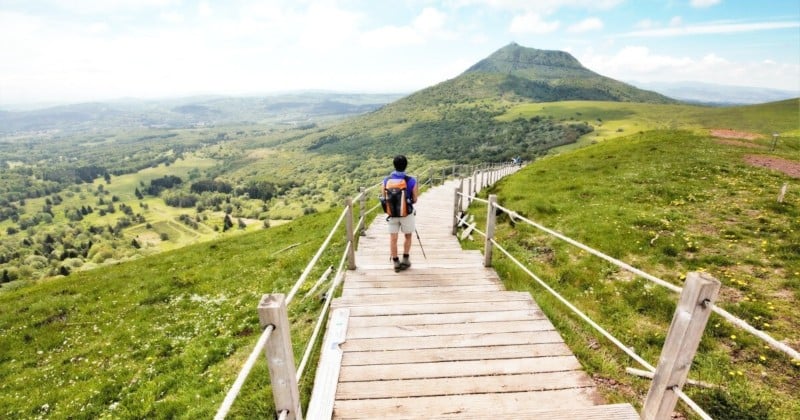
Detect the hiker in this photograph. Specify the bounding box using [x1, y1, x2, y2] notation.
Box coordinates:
[381, 155, 419, 272]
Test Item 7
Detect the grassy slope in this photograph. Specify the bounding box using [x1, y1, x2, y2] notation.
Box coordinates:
[1, 98, 797, 418]
[463, 100, 799, 418]
[0, 203, 367, 418]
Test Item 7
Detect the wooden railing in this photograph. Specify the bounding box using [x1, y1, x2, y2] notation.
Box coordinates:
[455, 186, 800, 419]
[214, 162, 518, 419]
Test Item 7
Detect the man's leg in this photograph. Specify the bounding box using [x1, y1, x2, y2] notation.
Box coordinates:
[389, 233, 399, 258]
[403, 233, 412, 255]
[389, 232, 402, 271]
[400, 233, 413, 269]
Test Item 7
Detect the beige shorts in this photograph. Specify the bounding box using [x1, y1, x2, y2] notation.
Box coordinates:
[387, 212, 416, 234]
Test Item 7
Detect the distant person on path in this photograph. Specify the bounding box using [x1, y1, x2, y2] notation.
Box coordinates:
[381, 155, 419, 272]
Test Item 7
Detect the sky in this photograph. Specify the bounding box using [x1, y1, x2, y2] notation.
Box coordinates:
[1, 0, 798, 107]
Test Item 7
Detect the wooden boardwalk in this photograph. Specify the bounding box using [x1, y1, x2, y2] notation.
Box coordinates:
[310, 180, 639, 419]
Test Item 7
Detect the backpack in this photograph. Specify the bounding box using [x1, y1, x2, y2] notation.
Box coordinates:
[381, 176, 413, 217]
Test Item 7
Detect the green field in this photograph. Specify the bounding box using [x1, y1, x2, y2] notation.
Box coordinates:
[461, 115, 799, 417]
[0, 204, 365, 418]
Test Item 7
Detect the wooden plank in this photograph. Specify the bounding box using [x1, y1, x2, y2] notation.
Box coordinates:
[355, 262, 486, 270]
[343, 284, 501, 296]
[346, 270, 501, 280]
[343, 278, 500, 289]
[306, 308, 349, 420]
[332, 291, 531, 306]
[332, 388, 601, 419]
[342, 330, 566, 351]
[459, 223, 476, 240]
[338, 356, 583, 381]
[346, 309, 544, 327]
[342, 343, 573, 365]
[338, 300, 540, 316]
[346, 319, 555, 339]
[337, 370, 594, 399]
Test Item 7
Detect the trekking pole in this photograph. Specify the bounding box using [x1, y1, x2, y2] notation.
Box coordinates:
[414, 229, 427, 260]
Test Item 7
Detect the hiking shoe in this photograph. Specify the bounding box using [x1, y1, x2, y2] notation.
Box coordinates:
[393, 258, 402, 272]
[400, 256, 411, 270]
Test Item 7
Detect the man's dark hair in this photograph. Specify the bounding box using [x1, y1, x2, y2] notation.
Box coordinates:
[393, 155, 408, 172]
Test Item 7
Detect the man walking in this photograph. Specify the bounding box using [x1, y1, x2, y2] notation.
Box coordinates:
[382, 155, 419, 272]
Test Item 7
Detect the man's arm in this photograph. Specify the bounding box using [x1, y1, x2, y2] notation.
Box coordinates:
[412, 182, 419, 203]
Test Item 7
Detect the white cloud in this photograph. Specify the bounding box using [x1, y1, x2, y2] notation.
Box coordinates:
[361, 25, 424, 47]
[690, 0, 722, 8]
[198, 2, 212, 18]
[360, 7, 452, 47]
[578, 46, 800, 91]
[87, 22, 109, 34]
[568, 17, 603, 33]
[624, 20, 800, 37]
[634, 19, 658, 30]
[453, 0, 624, 14]
[669, 16, 683, 27]
[414, 7, 447, 33]
[159, 12, 184, 24]
[509, 13, 560, 34]
[49, 0, 180, 14]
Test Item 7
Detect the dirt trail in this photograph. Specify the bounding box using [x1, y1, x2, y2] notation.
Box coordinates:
[709, 129, 799, 178]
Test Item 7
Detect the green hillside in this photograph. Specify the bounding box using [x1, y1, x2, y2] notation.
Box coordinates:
[0, 206, 361, 418]
[458, 43, 675, 104]
[460, 103, 799, 417]
[2, 97, 796, 418]
[277, 43, 675, 162]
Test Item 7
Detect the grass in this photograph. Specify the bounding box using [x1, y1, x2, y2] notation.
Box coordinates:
[0, 197, 382, 418]
[1, 97, 797, 418]
[461, 128, 799, 418]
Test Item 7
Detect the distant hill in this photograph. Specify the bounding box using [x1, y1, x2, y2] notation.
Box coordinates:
[0, 92, 404, 136]
[296, 43, 676, 161]
[402, 43, 676, 106]
[629, 80, 800, 105]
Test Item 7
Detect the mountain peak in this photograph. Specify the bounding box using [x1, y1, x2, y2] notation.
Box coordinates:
[463, 43, 585, 78]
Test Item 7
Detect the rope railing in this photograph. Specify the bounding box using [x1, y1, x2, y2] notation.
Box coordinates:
[457, 190, 798, 419]
[214, 325, 275, 420]
[296, 241, 351, 383]
[216, 187, 368, 419]
[490, 202, 799, 361]
[489, 238, 659, 373]
[285, 206, 349, 306]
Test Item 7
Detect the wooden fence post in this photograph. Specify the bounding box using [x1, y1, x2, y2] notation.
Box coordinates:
[358, 187, 366, 236]
[258, 294, 303, 420]
[452, 186, 462, 235]
[483, 195, 497, 267]
[428, 168, 434, 185]
[642, 272, 721, 420]
[465, 178, 472, 208]
[345, 198, 356, 270]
